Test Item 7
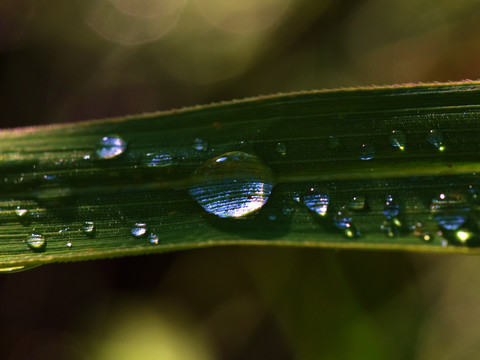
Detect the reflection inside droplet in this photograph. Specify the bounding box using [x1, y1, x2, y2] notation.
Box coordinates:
[189, 151, 274, 218]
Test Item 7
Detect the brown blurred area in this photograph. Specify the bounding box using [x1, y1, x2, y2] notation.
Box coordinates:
[2, 0, 480, 359]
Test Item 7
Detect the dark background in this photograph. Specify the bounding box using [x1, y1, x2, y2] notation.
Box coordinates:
[1, 0, 480, 359]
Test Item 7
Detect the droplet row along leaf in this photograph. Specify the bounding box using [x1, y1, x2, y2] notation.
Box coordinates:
[2, 81, 480, 271]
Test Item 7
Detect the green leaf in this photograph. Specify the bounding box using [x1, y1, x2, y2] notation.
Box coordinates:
[1, 81, 480, 271]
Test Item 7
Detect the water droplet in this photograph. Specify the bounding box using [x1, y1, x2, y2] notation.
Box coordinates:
[359, 144, 375, 160]
[348, 195, 365, 211]
[96, 135, 127, 159]
[426, 130, 445, 151]
[389, 130, 406, 151]
[413, 223, 433, 242]
[275, 142, 287, 156]
[66, 241, 73, 248]
[26, 234, 46, 252]
[83, 221, 96, 237]
[381, 217, 402, 237]
[189, 151, 274, 218]
[334, 209, 359, 238]
[131, 223, 148, 237]
[383, 194, 400, 219]
[303, 190, 329, 216]
[15, 208, 28, 217]
[193, 138, 208, 151]
[149, 233, 159, 245]
[141, 152, 173, 167]
[430, 193, 469, 230]
[292, 192, 301, 203]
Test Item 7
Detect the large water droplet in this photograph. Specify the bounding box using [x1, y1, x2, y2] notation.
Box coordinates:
[389, 130, 406, 151]
[189, 151, 274, 218]
[426, 130, 445, 151]
[359, 144, 375, 160]
[96, 135, 127, 159]
[303, 190, 329, 216]
[430, 193, 469, 230]
[275, 142, 287, 156]
[131, 223, 148, 237]
[26, 234, 46, 252]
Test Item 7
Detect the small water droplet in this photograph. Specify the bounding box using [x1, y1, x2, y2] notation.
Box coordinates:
[149, 233, 159, 245]
[334, 209, 359, 238]
[66, 241, 73, 248]
[389, 130, 406, 151]
[359, 144, 375, 160]
[292, 192, 301, 203]
[141, 152, 173, 167]
[430, 193, 469, 230]
[383, 194, 400, 219]
[348, 195, 365, 211]
[275, 142, 287, 156]
[83, 221, 96, 237]
[426, 130, 445, 151]
[15, 208, 28, 217]
[303, 190, 329, 216]
[96, 135, 127, 159]
[131, 223, 148, 237]
[413, 223, 433, 242]
[26, 234, 46, 252]
[193, 138, 208, 151]
[189, 151, 274, 218]
[381, 218, 402, 237]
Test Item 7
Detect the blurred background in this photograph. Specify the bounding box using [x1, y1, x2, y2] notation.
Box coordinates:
[1, 0, 480, 359]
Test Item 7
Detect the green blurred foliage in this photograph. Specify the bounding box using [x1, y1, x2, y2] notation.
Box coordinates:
[1, 0, 480, 359]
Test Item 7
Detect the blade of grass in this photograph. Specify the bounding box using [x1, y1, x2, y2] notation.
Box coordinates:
[1, 81, 480, 271]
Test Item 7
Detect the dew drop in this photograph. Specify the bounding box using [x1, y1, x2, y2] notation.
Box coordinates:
[334, 209, 359, 238]
[82, 221, 96, 238]
[430, 193, 469, 230]
[426, 130, 445, 151]
[303, 190, 329, 216]
[141, 152, 173, 167]
[275, 142, 287, 156]
[15, 208, 28, 217]
[189, 151, 274, 218]
[193, 138, 208, 151]
[149, 233, 159, 245]
[413, 223, 433, 242]
[131, 223, 148, 237]
[359, 144, 375, 160]
[26, 234, 46, 252]
[348, 195, 365, 211]
[381, 218, 402, 237]
[389, 130, 406, 151]
[66, 241, 73, 248]
[383, 194, 400, 219]
[96, 135, 127, 159]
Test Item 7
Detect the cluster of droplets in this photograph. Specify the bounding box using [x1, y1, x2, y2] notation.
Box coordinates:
[12, 126, 467, 259]
[131, 222, 159, 245]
